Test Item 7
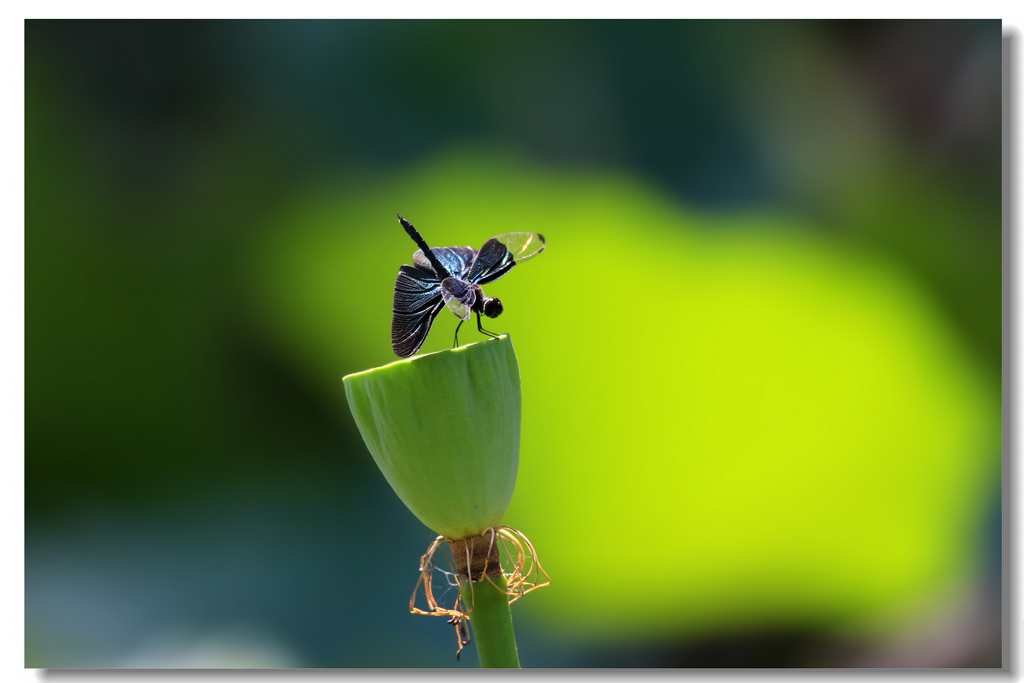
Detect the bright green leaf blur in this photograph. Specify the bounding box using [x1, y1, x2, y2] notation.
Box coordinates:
[251, 150, 998, 643]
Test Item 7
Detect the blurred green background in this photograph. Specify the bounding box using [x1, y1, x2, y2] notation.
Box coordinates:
[26, 20, 1002, 668]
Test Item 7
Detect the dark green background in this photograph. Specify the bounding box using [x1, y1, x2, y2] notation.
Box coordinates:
[26, 20, 1002, 667]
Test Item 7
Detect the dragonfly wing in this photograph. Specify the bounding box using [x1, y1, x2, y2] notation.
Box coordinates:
[413, 246, 477, 279]
[440, 277, 476, 321]
[392, 265, 445, 357]
[467, 232, 546, 284]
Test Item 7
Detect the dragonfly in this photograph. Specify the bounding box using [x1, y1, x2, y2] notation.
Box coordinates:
[391, 213, 546, 357]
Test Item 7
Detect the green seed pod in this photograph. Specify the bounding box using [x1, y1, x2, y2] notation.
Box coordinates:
[343, 335, 521, 540]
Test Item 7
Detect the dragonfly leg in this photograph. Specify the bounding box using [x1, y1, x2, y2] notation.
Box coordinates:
[476, 311, 500, 338]
[453, 320, 464, 348]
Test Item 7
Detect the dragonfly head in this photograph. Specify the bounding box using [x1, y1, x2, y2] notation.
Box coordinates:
[483, 297, 504, 318]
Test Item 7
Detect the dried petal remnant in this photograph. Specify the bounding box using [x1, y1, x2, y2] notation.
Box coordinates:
[411, 526, 551, 627]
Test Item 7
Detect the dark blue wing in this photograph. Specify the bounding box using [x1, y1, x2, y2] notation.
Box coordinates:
[413, 246, 477, 279]
[467, 232, 546, 284]
[392, 265, 445, 357]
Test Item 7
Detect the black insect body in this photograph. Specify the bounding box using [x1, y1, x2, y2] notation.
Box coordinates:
[391, 214, 546, 357]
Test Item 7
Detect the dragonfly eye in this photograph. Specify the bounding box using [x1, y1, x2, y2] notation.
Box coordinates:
[483, 297, 504, 318]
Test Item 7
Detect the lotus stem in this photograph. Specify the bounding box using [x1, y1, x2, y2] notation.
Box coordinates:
[462, 573, 520, 668]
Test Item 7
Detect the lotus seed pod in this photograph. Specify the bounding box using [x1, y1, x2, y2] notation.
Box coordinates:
[343, 335, 521, 540]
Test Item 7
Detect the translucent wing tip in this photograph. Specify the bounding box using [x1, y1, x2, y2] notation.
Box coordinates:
[440, 277, 475, 321]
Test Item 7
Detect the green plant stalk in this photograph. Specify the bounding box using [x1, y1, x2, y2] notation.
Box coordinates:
[462, 574, 520, 668]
